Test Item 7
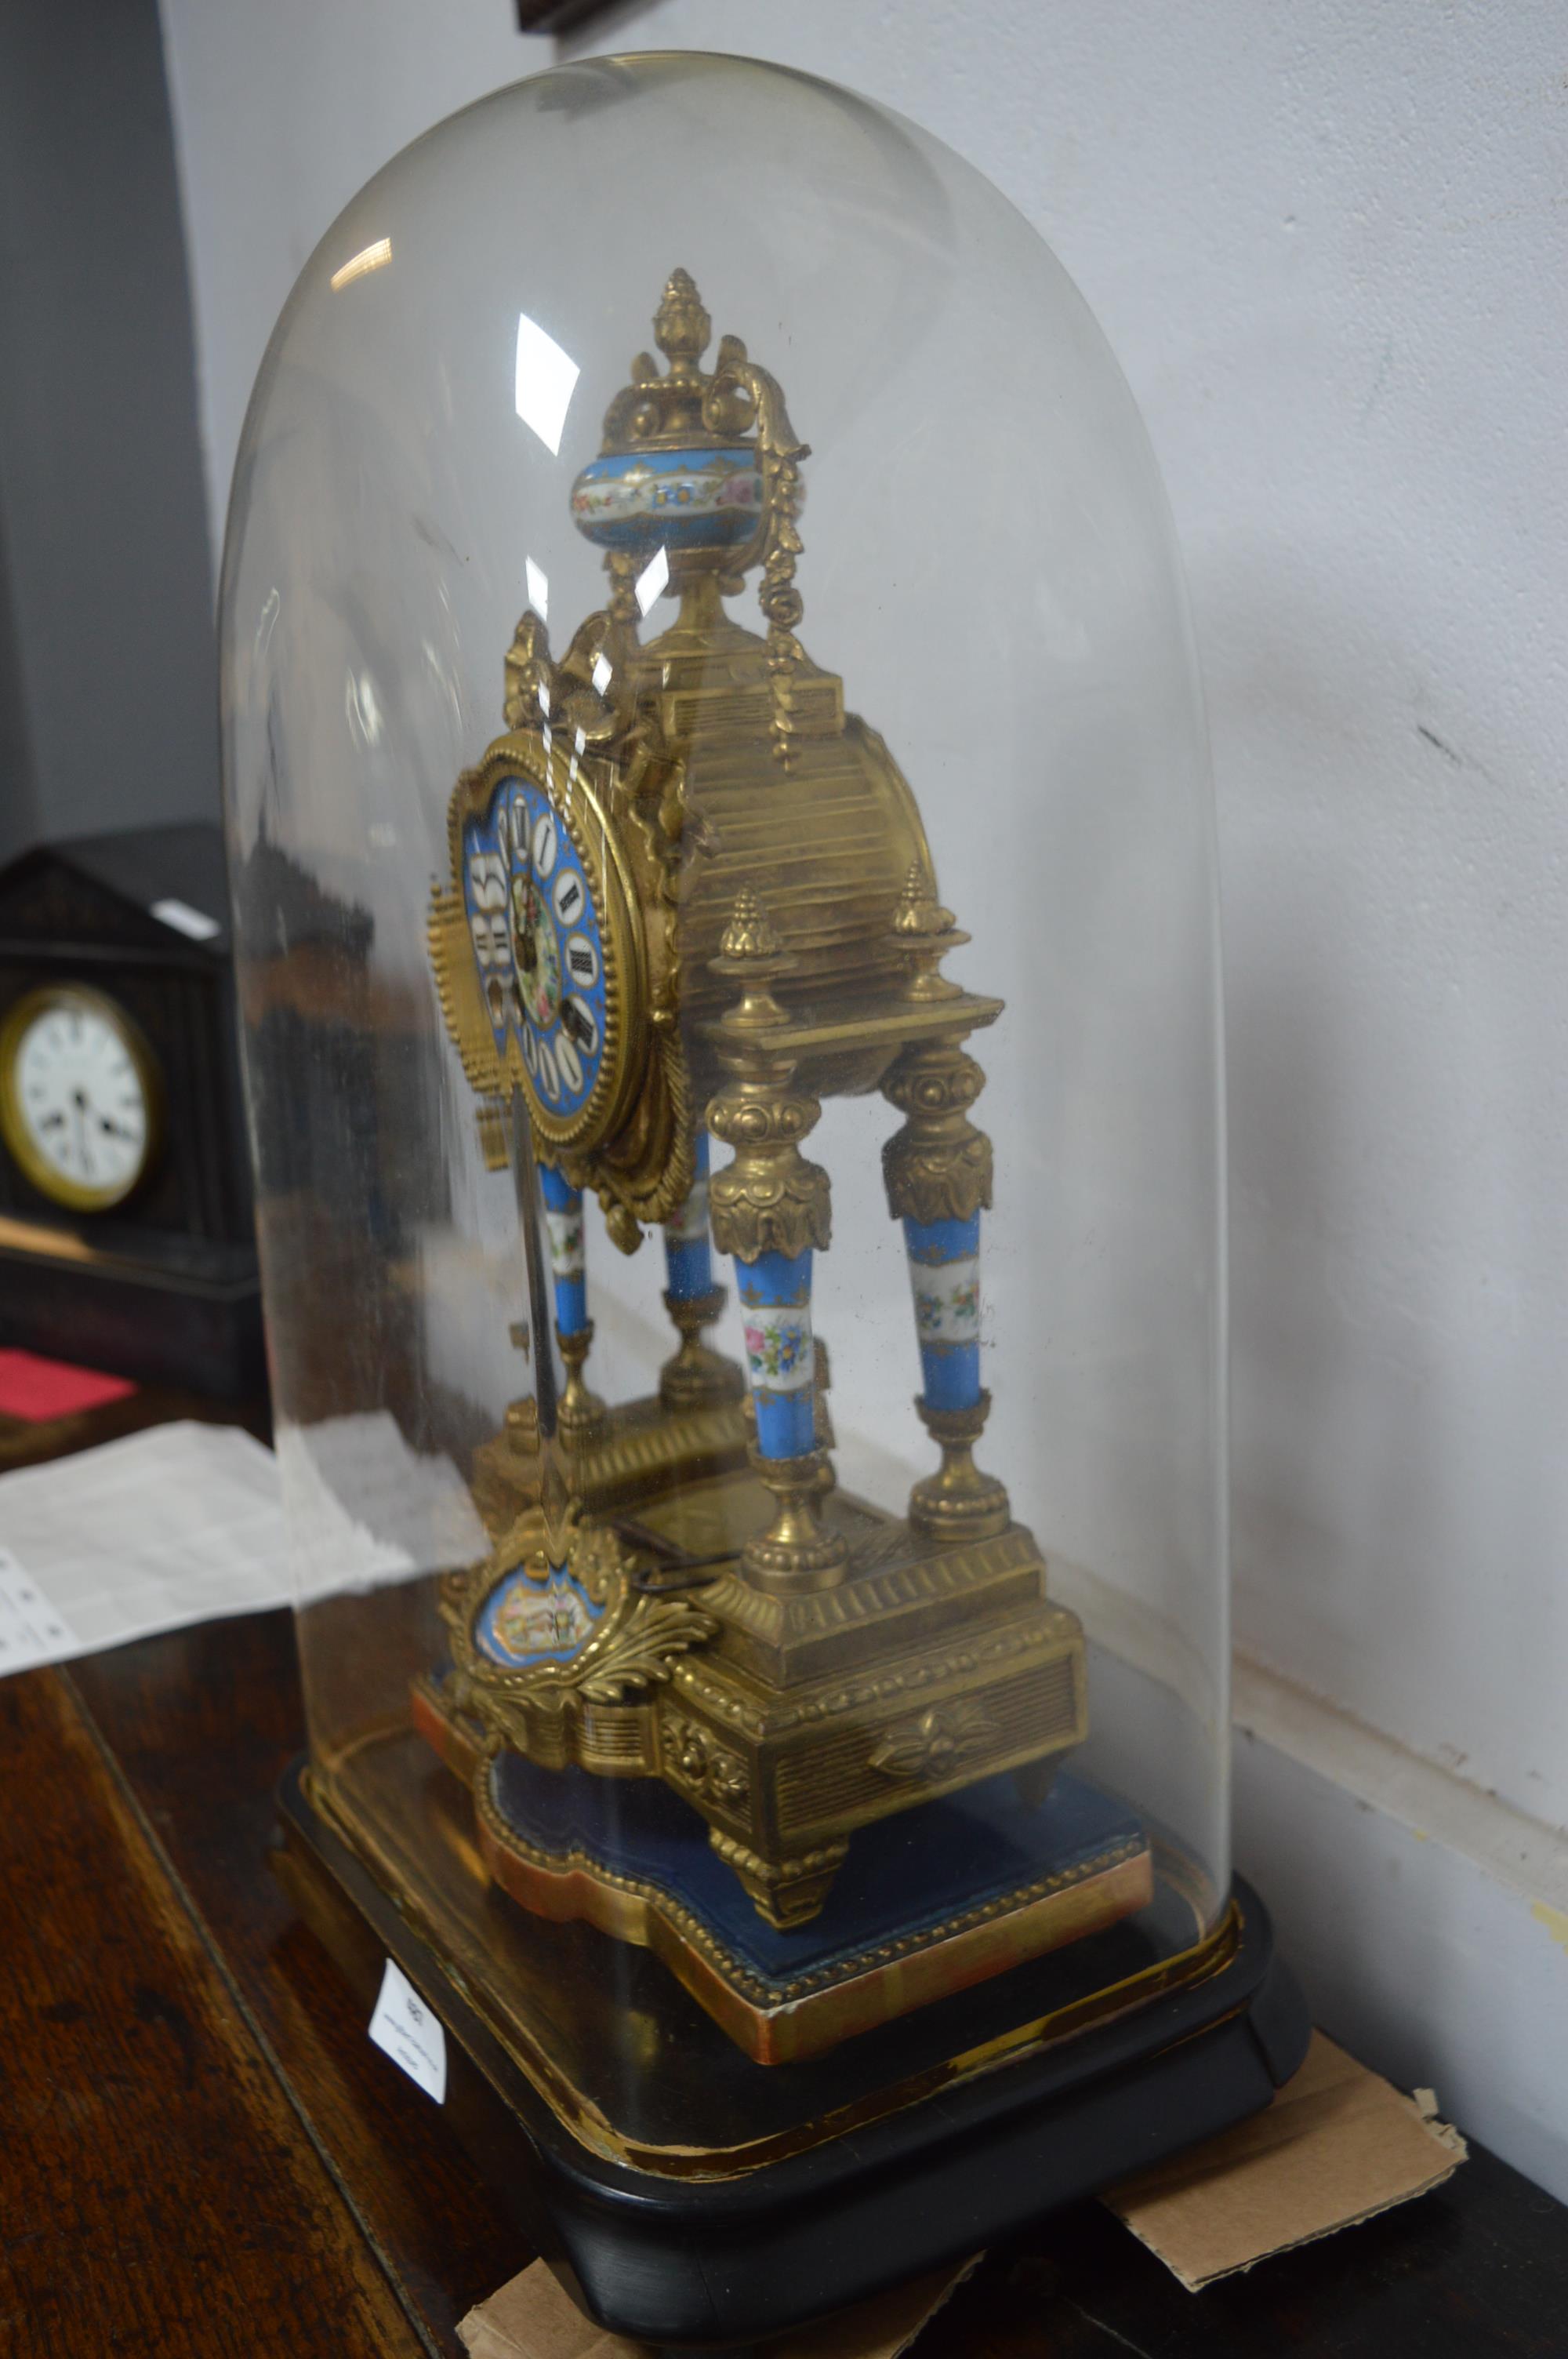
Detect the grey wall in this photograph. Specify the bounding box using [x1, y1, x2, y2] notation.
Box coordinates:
[0, 514, 38, 853]
[0, 0, 216, 865]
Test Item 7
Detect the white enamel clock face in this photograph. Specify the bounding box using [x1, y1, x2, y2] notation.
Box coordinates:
[0, 986, 160, 1212]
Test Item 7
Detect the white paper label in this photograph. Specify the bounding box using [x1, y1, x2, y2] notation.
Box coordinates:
[0, 1545, 82, 1675]
[151, 896, 221, 942]
[368, 1957, 447, 2103]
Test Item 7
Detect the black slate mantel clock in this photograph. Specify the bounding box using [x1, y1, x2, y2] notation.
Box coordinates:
[0, 822, 263, 1399]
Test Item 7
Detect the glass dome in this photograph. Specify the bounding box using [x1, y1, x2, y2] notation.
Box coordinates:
[223, 51, 1283, 2343]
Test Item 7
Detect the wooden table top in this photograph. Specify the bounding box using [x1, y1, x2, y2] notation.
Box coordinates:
[1, 1401, 1565, 2354]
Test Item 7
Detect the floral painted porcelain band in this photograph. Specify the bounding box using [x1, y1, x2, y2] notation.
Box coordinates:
[572, 445, 764, 554]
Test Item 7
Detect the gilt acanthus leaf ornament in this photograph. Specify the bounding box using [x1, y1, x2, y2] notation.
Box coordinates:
[441, 1516, 717, 1719]
[869, 1697, 998, 1783]
[881, 1040, 994, 1226]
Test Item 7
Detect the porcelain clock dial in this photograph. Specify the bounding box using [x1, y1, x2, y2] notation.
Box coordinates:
[0, 985, 162, 1212]
[460, 770, 623, 1151]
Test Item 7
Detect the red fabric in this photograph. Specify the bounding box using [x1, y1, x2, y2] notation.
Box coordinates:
[0, 1348, 136, 1422]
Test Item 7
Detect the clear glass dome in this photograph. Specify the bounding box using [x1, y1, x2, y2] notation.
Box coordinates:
[223, 50, 1228, 2168]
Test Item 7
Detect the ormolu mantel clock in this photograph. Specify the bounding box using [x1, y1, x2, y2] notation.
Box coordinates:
[422, 264, 1123, 1972]
[223, 53, 1308, 2350]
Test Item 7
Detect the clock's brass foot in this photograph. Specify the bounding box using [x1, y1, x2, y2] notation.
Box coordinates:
[659, 1285, 746, 1412]
[1013, 1756, 1060, 1810]
[909, 1392, 1011, 1541]
[742, 1446, 848, 1592]
[556, 1321, 606, 1445]
[710, 1828, 849, 1929]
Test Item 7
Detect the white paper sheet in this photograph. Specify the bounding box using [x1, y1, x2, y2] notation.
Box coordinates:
[0, 1412, 494, 1677]
[274, 1410, 488, 1603]
[0, 1420, 293, 1670]
[0, 1548, 82, 1673]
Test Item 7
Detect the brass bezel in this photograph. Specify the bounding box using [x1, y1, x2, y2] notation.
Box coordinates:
[440, 736, 648, 1158]
[0, 983, 164, 1215]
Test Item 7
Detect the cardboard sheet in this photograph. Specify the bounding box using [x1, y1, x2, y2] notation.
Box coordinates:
[457, 2041, 1466, 2348]
[1103, 2029, 1468, 2290]
[458, 2255, 981, 2359]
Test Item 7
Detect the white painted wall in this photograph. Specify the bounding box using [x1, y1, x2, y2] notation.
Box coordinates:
[158, 0, 1568, 2190]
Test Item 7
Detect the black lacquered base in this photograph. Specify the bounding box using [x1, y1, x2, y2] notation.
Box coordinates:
[0, 1234, 264, 1398]
[276, 1756, 1309, 2351]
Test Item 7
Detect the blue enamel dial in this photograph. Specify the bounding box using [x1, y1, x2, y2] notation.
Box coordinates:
[461, 772, 609, 1129]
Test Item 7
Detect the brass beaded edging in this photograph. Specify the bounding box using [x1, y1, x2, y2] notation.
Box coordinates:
[470, 1749, 1150, 2009]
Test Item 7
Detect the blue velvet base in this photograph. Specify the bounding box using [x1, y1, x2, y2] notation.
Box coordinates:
[489, 1752, 1146, 2002]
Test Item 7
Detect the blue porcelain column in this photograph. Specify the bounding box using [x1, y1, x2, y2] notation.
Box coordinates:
[734, 1249, 818, 1459]
[904, 1213, 982, 1413]
[706, 888, 844, 1590]
[658, 1131, 746, 1411]
[881, 871, 1011, 1541]
[538, 1161, 604, 1442]
[663, 1130, 714, 1303]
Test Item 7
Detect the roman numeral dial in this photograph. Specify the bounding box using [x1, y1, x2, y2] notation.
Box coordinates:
[0, 983, 162, 1212]
[456, 758, 637, 1160]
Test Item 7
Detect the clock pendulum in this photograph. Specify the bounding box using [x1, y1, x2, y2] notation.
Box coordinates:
[420, 271, 1156, 2059]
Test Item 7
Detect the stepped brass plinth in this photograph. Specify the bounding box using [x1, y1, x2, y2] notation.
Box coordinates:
[434, 1443, 1092, 1932]
[416, 1448, 1138, 2059]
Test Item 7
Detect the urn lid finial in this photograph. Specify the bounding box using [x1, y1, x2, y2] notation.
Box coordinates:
[652, 268, 712, 377]
[570, 272, 775, 576]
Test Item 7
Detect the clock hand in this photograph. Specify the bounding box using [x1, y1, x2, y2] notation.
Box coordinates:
[72, 1092, 91, 1177]
[516, 879, 541, 973]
